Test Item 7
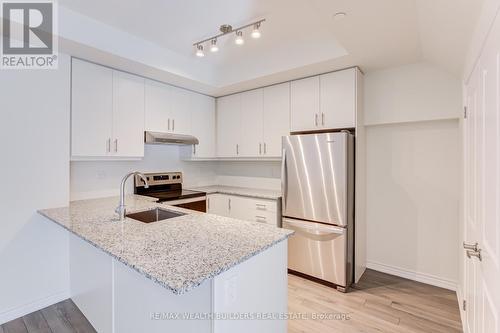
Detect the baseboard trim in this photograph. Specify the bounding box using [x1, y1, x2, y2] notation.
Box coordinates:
[366, 261, 457, 291]
[0, 290, 70, 325]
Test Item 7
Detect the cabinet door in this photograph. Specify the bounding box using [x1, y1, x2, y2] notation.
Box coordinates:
[263, 83, 290, 157]
[227, 195, 252, 220]
[240, 89, 264, 157]
[217, 94, 241, 157]
[290, 76, 320, 132]
[190, 94, 216, 158]
[144, 79, 170, 133]
[170, 86, 191, 134]
[112, 71, 145, 157]
[320, 69, 356, 129]
[207, 194, 229, 216]
[71, 59, 113, 157]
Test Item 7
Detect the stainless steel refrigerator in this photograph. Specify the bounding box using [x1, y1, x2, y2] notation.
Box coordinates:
[281, 132, 354, 291]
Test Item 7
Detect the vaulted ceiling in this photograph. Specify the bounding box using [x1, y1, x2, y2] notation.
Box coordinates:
[57, 0, 483, 95]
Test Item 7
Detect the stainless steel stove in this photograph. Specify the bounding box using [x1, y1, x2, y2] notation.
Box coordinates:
[134, 172, 207, 212]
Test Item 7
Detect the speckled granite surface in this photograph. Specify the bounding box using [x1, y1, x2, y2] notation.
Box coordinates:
[188, 185, 281, 200]
[38, 195, 292, 295]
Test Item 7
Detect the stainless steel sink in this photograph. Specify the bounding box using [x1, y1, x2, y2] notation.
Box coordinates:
[126, 207, 185, 223]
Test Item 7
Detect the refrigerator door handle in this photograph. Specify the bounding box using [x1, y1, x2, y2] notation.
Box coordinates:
[283, 219, 345, 241]
[281, 148, 287, 211]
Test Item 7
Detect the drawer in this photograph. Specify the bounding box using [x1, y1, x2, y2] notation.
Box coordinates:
[251, 198, 277, 213]
[252, 210, 278, 226]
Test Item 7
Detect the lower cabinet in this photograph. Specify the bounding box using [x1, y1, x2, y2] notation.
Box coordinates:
[207, 194, 279, 226]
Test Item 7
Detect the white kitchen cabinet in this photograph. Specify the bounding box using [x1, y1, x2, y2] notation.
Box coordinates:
[320, 68, 356, 129]
[71, 59, 144, 159]
[144, 79, 170, 133]
[240, 89, 264, 157]
[206, 194, 279, 226]
[216, 94, 241, 157]
[290, 76, 320, 132]
[145, 80, 192, 135]
[207, 194, 230, 215]
[189, 94, 216, 158]
[112, 71, 145, 157]
[170, 86, 191, 134]
[263, 83, 290, 157]
[71, 59, 113, 157]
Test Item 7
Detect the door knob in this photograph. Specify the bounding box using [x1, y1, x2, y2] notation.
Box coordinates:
[463, 242, 479, 252]
[466, 249, 482, 261]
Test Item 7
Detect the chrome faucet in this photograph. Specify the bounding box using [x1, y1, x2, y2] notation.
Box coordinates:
[116, 171, 149, 221]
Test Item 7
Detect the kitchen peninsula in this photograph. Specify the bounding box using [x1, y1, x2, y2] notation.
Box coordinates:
[38, 195, 292, 333]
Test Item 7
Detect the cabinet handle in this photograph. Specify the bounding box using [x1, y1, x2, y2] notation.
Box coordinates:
[315, 114, 318, 126]
[255, 216, 267, 223]
[259, 143, 262, 155]
[228, 198, 231, 211]
[264, 143, 267, 154]
[106, 138, 111, 153]
[236, 144, 239, 155]
[172, 119, 175, 131]
[168, 119, 171, 131]
[114, 139, 118, 152]
[321, 113, 325, 126]
[207, 198, 210, 210]
[256, 204, 267, 211]
[193, 144, 196, 155]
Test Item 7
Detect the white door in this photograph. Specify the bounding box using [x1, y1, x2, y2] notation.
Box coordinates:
[190, 94, 216, 158]
[290, 76, 319, 132]
[144, 79, 170, 133]
[463, 16, 500, 333]
[112, 70, 145, 158]
[240, 89, 264, 157]
[217, 94, 241, 157]
[263, 82, 290, 157]
[207, 194, 229, 216]
[71, 59, 113, 157]
[320, 69, 356, 129]
[170, 86, 191, 134]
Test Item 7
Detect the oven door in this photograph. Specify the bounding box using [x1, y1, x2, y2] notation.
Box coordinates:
[164, 196, 207, 213]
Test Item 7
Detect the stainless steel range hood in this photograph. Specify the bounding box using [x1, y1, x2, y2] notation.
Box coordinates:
[144, 131, 199, 145]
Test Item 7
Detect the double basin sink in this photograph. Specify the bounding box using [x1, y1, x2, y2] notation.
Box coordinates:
[126, 207, 185, 224]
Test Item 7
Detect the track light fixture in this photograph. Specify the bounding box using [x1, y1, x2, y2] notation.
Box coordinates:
[195, 44, 204, 57]
[235, 30, 244, 45]
[210, 39, 219, 52]
[193, 19, 265, 57]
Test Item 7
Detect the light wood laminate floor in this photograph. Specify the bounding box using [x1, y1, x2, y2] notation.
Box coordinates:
[288, 269, 462, 333]
[1, 269, 462, 333]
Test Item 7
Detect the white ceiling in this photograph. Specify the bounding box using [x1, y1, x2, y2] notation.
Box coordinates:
[58, 0, 483, 96]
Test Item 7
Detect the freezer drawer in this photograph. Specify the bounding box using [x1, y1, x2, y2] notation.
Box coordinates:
[283, 218, 352, 288]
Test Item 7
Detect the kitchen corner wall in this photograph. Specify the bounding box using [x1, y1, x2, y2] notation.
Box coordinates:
[364, 61, 462, 290]
[0, 54, 71, 323]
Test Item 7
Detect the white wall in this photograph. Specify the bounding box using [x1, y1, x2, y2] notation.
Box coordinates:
[0, 55, 71, 323]
[365, 62, 462, 125]
[364, 62, 462, 290]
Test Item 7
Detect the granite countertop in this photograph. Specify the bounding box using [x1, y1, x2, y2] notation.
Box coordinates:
[38, 195, 292, 295]
[189, 185, 282, 200]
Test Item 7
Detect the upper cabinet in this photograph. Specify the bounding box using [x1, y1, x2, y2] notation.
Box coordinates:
[290, 76, 320, 132]
[291, 68, 358, 132]
[71, 59, 144, 159]
[240, 89, 264, 157]
[186, 94, 216, 158]
[263, 83, 290, 156]
[216, 83, 290, 159]
[320, 69, 356, 129]
[217, 94, 241, 157]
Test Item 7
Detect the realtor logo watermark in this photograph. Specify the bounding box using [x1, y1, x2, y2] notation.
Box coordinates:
[1, 0, 58, 69]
